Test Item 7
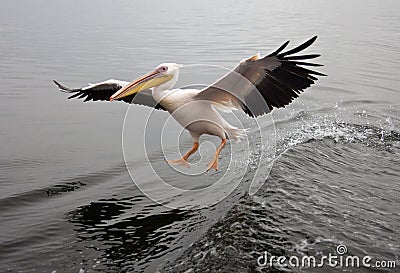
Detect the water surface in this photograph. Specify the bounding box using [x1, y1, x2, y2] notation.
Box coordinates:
[0, 0, 399, 272]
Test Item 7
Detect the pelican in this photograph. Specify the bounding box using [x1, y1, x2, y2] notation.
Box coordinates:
[54, 36, 325, 171]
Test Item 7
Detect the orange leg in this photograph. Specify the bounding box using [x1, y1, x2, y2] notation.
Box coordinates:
[166, 141, 199, 168]
[207, 139, 227, 171]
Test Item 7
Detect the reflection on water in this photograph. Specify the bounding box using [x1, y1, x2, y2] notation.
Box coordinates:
[69, 196, 190, 271]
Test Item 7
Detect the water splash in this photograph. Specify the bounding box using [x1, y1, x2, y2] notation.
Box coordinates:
[277, 112, 400, 155]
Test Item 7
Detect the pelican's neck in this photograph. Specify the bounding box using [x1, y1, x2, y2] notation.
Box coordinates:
[152, 70, 179, 103]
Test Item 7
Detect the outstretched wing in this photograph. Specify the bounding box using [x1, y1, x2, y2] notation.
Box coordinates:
[53, 79, 166, 110]
[195, 36, 326, 117]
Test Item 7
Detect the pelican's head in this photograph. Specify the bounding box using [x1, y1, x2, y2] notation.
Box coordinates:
[110, 63, 183, 101]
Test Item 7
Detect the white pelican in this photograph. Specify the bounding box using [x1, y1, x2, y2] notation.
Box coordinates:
[54, 36, 325, 171]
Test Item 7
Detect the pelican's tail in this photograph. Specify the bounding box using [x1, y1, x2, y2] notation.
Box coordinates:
[225, 126, 248, 142]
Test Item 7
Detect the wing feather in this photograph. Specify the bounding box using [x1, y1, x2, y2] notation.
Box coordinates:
[53, 79, 166, 111]
[195, 36, 326, 117]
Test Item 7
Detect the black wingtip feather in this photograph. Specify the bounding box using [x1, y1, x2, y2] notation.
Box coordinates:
[284, 54, 321, 60]
[280, 36, 318, 57]
[288, 61, 324, 67]
[67, 92, 83, 99]
[53, 80, 68, 91]
[53, 80, 81, 93]
[267, 40, 290, 57]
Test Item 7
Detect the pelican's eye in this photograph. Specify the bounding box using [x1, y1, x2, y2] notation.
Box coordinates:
[159, 66, 168, 72]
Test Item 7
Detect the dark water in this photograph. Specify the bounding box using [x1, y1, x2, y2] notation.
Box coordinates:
[1, 0, 399, 272]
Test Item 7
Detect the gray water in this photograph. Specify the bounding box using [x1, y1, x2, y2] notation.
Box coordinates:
[1, 0, 399, 272]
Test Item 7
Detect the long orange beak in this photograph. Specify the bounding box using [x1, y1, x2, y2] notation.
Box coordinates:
[110, 70, 162, 101]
